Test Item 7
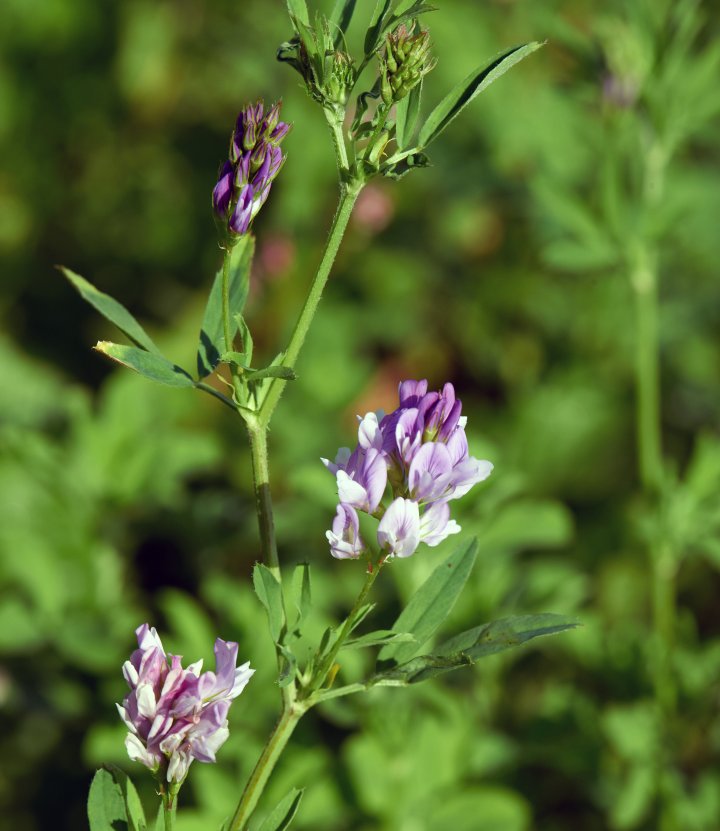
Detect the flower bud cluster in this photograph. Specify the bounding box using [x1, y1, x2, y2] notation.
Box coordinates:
[212, 100, 290, 237]
[322, 380, 493, 560]
[380, 24, 435, 106]
[117, 624, 254, 783]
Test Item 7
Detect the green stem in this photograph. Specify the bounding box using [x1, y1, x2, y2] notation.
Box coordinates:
[195, 381, 238, 412]
[228, 704, 305, 831]
[631, 247, 663, 495]
[162, 790, 177, 831]
[306, 564, 380, 697]
[247, 417, 293, 709]
[258, 115, 361, 427]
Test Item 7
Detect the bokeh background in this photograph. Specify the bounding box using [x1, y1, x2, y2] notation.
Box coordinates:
[2, 0, 720, 829]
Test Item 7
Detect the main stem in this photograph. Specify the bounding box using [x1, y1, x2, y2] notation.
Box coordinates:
[228, 704, 305, 831]
[632, 140, 677, 829]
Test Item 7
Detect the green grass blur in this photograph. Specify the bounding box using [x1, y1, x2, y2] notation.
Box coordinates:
[1, 0, 720, 829]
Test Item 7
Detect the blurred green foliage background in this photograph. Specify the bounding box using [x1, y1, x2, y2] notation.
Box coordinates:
[2, 0, 720, 829]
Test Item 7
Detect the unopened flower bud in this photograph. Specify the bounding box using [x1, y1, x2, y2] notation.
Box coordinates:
[380, 24, 435, 104]
[212, 99, 291, 238]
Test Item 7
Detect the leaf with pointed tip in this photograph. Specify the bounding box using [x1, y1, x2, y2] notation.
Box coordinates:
[395, 77, 423, 150]
[374, 613, 580, 684]
[329, 0, 357, 47]
[95, 342, 195, 388]
[379, 538, 477, 664]
[253, 564, 284, 643]
[258, 788, 305, 831]
[197, 236, 254, 378]
[418, 41, 544, 148]
[88, 769, 129, 831]
[60, 267, 161, 356]
[343, 629, 416, 649]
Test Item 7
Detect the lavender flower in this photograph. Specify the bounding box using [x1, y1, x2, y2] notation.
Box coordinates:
[117, 624, 254, 783]
[212, 100, 290, 237]
[322, 380, 492, 560]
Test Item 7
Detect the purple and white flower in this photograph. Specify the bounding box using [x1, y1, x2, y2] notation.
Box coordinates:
[322, 380, 493, 560]
[213, 100, 290, 237]
[117, 624, 254, 783]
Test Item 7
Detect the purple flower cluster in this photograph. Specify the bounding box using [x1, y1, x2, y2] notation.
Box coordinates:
[322, 380, 493, 560]
[212, 100, 290, 237]
[117, 624, 254, 783]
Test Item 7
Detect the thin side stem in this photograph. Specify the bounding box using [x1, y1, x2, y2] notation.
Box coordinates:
[228, 704, 305, 831]
[258, 110, 360, 427]
[306, 565, 380, 697]
[161, 790, 177, 831]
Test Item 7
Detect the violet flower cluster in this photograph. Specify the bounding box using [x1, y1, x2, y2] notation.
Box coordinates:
[117, 624, 254, 783]
[323, 380, 493, 560]
[212, 100, 290, 237]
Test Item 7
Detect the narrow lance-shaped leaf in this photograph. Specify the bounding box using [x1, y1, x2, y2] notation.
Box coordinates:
[258, 788, 305, 831]
[379, 538, 478, 664]
[418, 41, 544, 148]
[375, 613, 580, 685]
[197, 235, 254, 378]
[60, 267, 162, 356]
[253, 563, 284, 643]
[291, 562, 312, 626]
[87, 769, 129, 831]
[395, 76, 423, 150]
[95, 342, 195, 388]
[343, 629, 416, 649]
[364, 0, 392, 55]
[329, 0, 357, 48]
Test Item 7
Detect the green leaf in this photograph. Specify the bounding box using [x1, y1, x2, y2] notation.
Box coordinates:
[106, 767, 146, 831]
[258, 787, 305, 831]
[245, 365, 297, 382]
[219, 351, 250, 368]
[233, 314, 254, 366]
[286, 0, 310, 27]
[364, 0, 392, 55]
[253, 563, 284, 643]
[88, 768, 129, 831]
[291, 562, 312, 626]
[378, 538, 477, 664]
[418, 41, 544, 148]
[277, 643, 297, 688]
[395, 77, 423, 150]
[376, 613, 579, 684]
[197, 236, 254, 378]
[94, 342, 195, 388]
[343, 629, 416, 649]
[437, 613, 579, 658]
[329, 0, 357, 47]
[60, 267, 161, 356]
[153, 804, 165, 831]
